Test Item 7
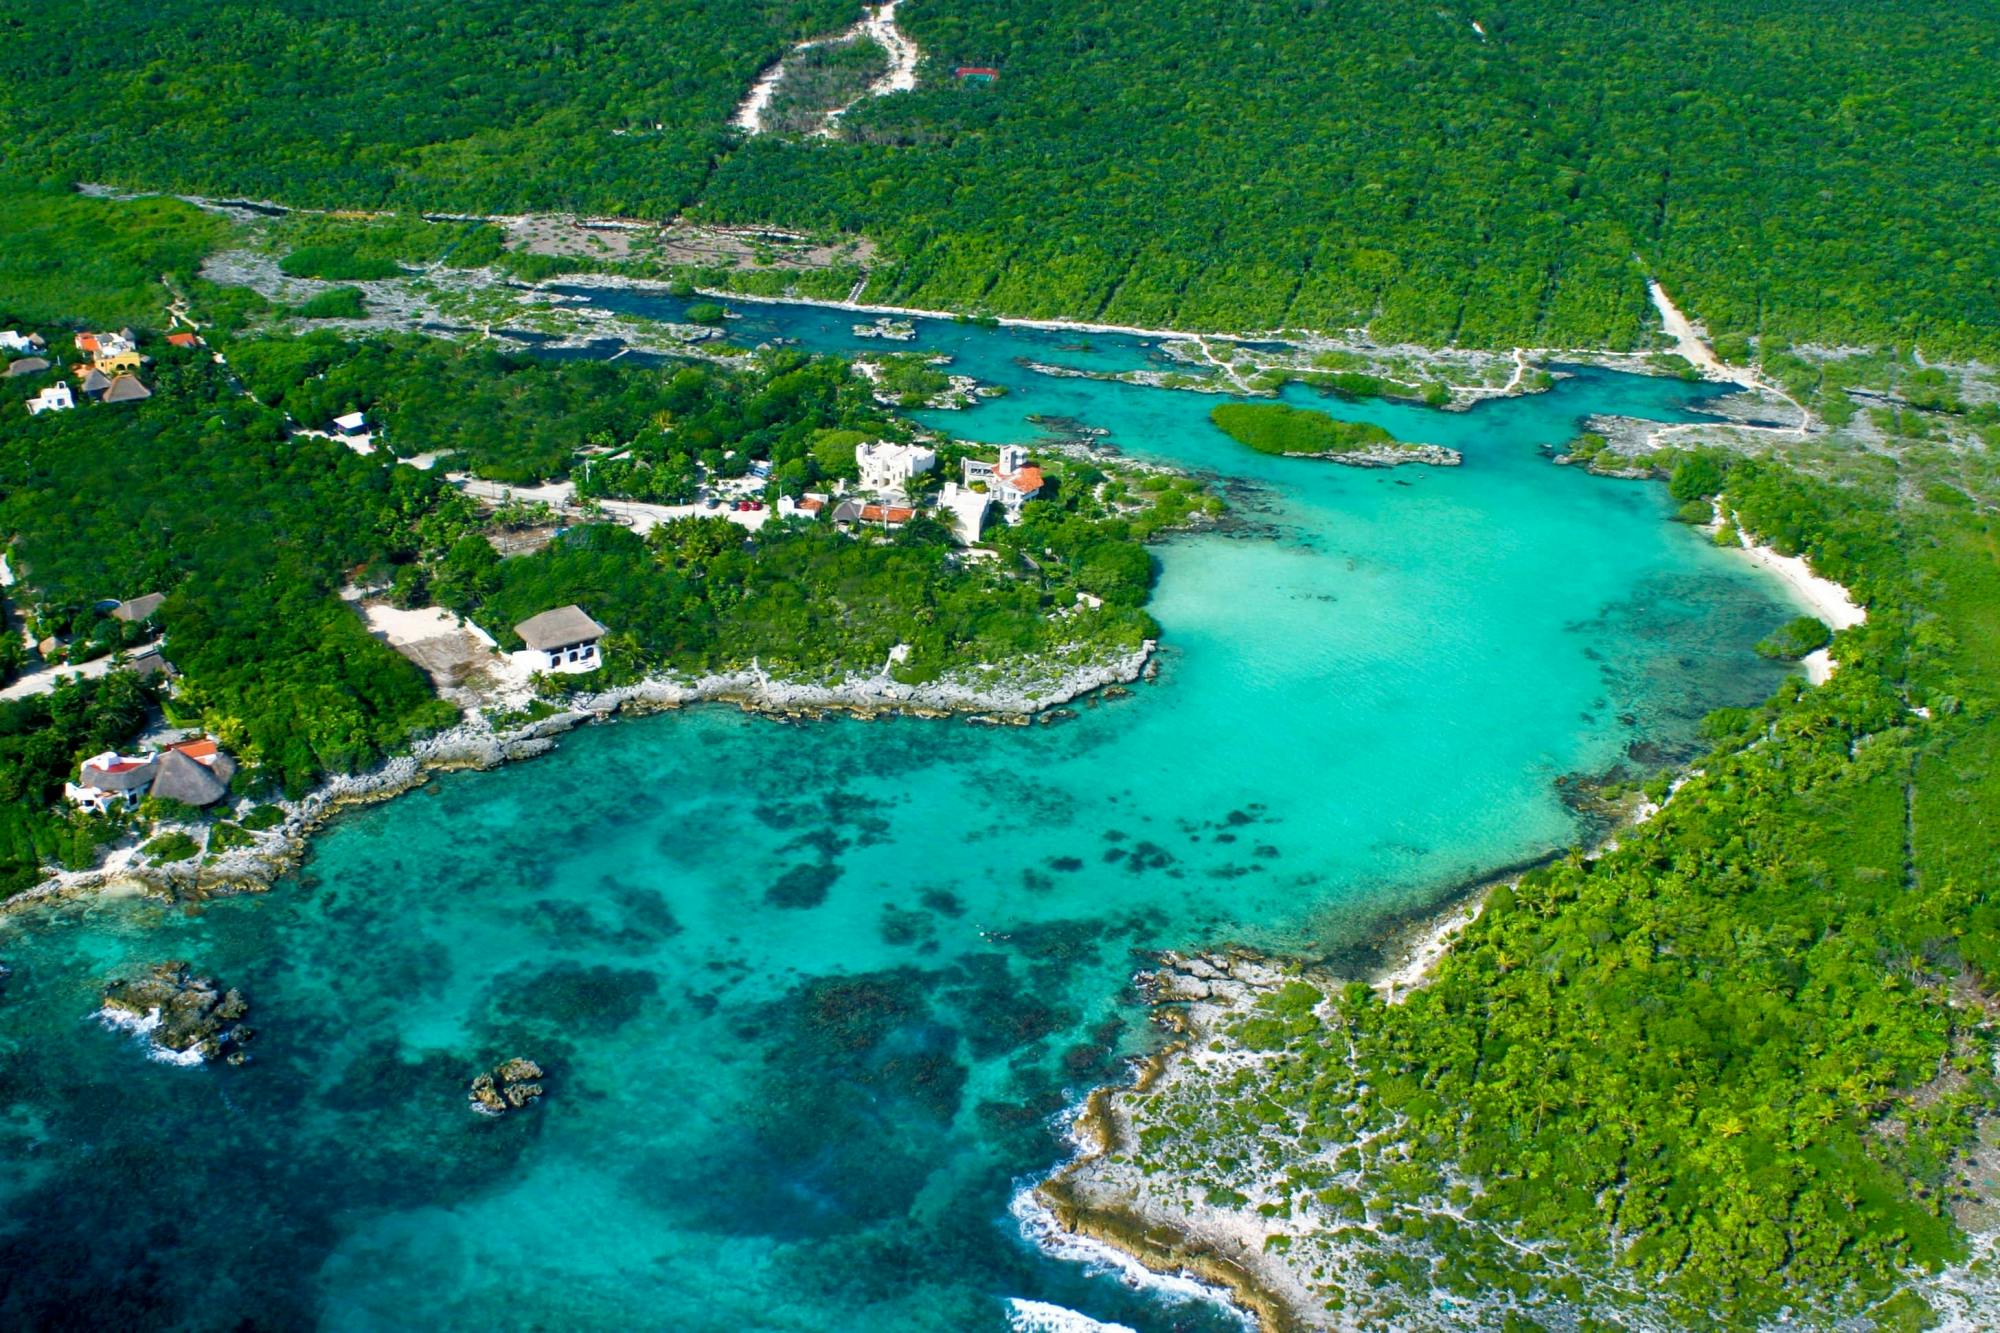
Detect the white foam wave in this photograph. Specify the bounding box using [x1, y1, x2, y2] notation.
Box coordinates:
[96, 1005, 208, 1066]
[1009, 1184, 1255, 1328]
[1004, 1296, 1137, 1333]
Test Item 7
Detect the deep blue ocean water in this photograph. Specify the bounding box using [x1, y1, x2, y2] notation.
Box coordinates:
[0, 303, 1812, 1330]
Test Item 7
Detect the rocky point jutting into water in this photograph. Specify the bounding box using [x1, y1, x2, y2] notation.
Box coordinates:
[100, 961, 254, 1065]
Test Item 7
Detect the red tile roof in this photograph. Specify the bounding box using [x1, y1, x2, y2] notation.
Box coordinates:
[171, 738, 219, 761]
[75, 333, 100, 354]
[999, 467, 1044, 494]
[796, 497, 824, 512]
[860, 504, 915, 523]
[166, 332, 201, 348]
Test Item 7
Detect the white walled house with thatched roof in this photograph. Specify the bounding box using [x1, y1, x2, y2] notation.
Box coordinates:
[148, 745, 236, 807]
[63, 737, 235, 813]
[65, 751, 158, 814]
[513, 605, 606, 673]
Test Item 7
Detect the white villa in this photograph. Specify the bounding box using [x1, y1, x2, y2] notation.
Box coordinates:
[856, 440, 936, 493]
[0, 330, 44, 354]
[961, 444, 1044, 522]
[514, 605, 606, 673]
[65, 737, 237, 814]
[936, 481, 989, 545]
[26, 381, 74, 415]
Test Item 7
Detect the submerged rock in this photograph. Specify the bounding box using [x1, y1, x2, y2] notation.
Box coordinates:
[470, 1056, 546, 1116]
[100, 960, 253, 1063]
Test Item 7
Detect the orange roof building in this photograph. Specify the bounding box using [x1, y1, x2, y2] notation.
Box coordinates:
[961, 445, 1045, 523]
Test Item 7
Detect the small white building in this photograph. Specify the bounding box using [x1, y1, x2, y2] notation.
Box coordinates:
[26, 381, 74, 416]
[856, 440, 936, 494]
[936, 481, 989, 545]
[514, 605, 606, 673]
[961, 444, 1044, 522]
[65, 750, 157, 814]
[329, 411, 375, 453]
[0, 331, 43, 354]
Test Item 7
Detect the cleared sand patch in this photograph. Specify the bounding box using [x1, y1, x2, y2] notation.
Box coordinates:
[356, 601, 532, 701]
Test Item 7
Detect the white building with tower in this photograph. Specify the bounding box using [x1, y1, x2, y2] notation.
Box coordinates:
[855, 440, 936, 494]
[961, 444, 1044, 522]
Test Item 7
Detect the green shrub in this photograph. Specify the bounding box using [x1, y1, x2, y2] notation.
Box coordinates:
[240, 804, 286, 831]
[141, 830, 199, 862]
[1668, 452, 1727, 500]
[289, 286, 367, 319]
[1756, 615, 1832, 659]
[279, 247, 403, 281]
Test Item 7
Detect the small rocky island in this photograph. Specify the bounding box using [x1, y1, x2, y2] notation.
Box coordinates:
[469, 1057, 546, 1115]
[1208, 401, 1460, 467]
[852, 316, 917, 341]
[100, 961, 255, 1064]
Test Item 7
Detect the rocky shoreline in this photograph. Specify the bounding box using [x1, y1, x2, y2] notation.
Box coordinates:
[1313, 442, 1461, 469]
[5, 643, 1155, 916]
[1034, 949, 1338, 1332]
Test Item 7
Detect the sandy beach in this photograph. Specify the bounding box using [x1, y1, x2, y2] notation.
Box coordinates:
[1732, 533, 1866, 630]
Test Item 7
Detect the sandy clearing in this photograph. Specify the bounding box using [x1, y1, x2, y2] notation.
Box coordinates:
[1648, 278, 1754, 387]
[0, 654, 115, 702]
[734, 1, 922, 138]
[356, 602, 497, 650]
[453, 476, 772, 535]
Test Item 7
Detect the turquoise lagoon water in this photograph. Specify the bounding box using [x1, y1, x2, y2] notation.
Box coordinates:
[0, 306, 1813, 1330]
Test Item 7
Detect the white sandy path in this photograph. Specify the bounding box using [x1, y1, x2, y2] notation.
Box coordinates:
[821, 1, 921, 135]
[1648, 278, 1751, 387]
[733, 1, 921, 137]
[454, 476, 772, 535]
[0, 654, 115, 702]
[731, 55, 794, 133]
[1645, 276, 1812, 439]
